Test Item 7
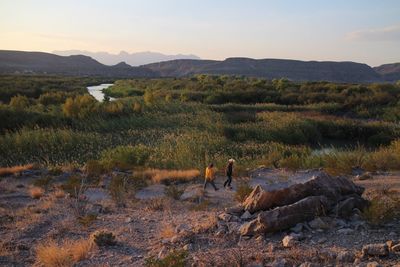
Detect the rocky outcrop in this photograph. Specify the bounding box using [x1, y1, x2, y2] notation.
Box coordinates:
[240, 196, 329, 235]
[240, 170, 367, 235]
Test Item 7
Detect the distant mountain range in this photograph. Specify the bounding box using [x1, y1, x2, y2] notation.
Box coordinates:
[53, 50, 201, 66]
[1, 50, 399, 83]
[0, 50, 155, 77]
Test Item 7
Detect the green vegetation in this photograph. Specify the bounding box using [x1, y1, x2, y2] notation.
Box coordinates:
[1, 75, 400, 177]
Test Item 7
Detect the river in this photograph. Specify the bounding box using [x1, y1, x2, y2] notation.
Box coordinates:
[87, 83, 114, 102]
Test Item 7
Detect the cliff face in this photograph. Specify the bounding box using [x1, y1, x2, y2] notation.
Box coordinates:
[0, 50, 157, 77]
[374, 63, 400, 82]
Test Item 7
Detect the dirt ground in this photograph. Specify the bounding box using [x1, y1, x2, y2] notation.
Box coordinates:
[0, 170, 399, 266]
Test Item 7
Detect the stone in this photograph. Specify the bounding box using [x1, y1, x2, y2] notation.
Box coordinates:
[240, 196, 330, 236]
[391, 244, 400, 252]
[337, 228, 354, 235]
[282, 235, 297, 248]
[271, 258, 290, 267]
[175, 224, 190, 234]
[240, 210, 253, 220]
[227, 222, 241, 234]
[243, 171, 364, 213]
[225, 204, 244, 215]
[308, 217, 329, 230]
[290, 223, 303, 233]
[358, 173, 373, 180]
[158, 246, 167, 259]
[332, 196, 369, 217]
[125, 217, 132, 223]
[317, 237, 327, 244]
[334, 219, 348, 228]
[179, 185, 204, 202]
[362, 243, 389, 257]
[299, 263, 319, 267]
[366, 262, 382, 267]
[336, 251, 355, 263]
[183, 243, 193, 251]
[218, 212, 232, 222]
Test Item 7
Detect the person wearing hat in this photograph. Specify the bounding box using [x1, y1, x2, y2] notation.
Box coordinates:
[224, 158, 235, 189]
[204, 163, 219, 191]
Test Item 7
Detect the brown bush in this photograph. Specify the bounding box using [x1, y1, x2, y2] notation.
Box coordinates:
[29, 187, 45, 199]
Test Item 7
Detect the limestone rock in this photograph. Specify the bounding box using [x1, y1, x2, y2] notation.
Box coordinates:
[240, 196, 329, 236]
[308, 217, 329, 230]
[336, 251, 355, 263]
[282, 235, 297, 248]
[362, 243, 389, 257]
[243, 172, 364, 213]
[337, 228, 354, 235]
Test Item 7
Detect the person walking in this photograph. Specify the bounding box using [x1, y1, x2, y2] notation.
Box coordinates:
[224, 158, 235, 189]
[204, 163, 219, 191]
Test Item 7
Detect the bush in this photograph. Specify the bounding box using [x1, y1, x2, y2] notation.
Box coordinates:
[145, 249, 188, 267]
[100, 145, 151, 170]
[363, 190, 400, 225]
[91, 230, 116, 246]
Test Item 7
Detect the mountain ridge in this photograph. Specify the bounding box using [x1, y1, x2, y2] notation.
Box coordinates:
[1, 50, 399, 83]
[53, 50, 201, 66]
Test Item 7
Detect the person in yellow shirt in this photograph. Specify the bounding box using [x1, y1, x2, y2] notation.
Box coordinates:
[204, 163, 219, 191]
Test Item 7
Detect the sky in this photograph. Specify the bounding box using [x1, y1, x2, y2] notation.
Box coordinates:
[0, 0, 399, 66]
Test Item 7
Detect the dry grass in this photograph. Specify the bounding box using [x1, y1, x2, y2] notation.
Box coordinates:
[68, 239, 93, 261]
[0, 163, 35, 177]
[54, 189, 66, 199]
[192, 213, 218, 234]
[36, 239, 93, 267]
[36, 241, 73, 267]
[29, 186, 45, 199]
[142, 169, 200, 184]
[159, 222, 176, 239]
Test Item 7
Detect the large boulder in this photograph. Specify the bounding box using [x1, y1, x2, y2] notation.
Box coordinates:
[240, 196, 329, 235]
[243, 171, 364, 213]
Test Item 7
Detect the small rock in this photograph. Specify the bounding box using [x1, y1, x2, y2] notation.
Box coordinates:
[282, 235, 297, 248]
[299, 263, 319, 267]
[255, 235, 265, 243]
[240, 210, 253, 220]
[225, 204, 244, 215]
[175, 224, 190, 234]
[366, 262, 382, 267]
[125, 217, 132, 223]
[170, 235, 180, 243]
[358, 172, 373, 180]
[336, 251, 355, 263]
[215, 230, 225, 237]
[218, 212, 232, 222]
[337, 228, 354, 235]
[290, 223, 303, 233]
[334, 219, 348, 228]
[391, 244, 400, 252]
[362, 243, 389, 257]
[158, 246, 167, 259]
[183, 243, 193, 251]
[317, 237, 327, 244]
[308, 217, 329, 230]
[271, 258, 290, 267]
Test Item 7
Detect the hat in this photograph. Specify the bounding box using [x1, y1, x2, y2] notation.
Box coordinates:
[228, 158, 235, 163]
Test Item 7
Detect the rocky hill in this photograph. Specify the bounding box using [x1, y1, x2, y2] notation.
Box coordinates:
[0, 50, 156, 77]
[144, 58, 383, 83]
[374, 63, 400, 82]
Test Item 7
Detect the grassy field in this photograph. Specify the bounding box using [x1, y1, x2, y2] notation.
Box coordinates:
[1, 75, 400, 176]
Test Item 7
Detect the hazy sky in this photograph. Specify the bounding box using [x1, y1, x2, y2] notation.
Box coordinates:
[1, 0, 399, 66]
